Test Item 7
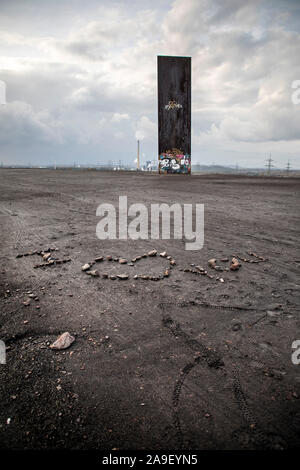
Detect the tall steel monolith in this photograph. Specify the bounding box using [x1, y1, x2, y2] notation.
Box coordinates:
[157, 55, 191, 174]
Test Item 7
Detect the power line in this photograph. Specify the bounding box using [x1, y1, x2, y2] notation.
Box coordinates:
[286, 160, 291, 175]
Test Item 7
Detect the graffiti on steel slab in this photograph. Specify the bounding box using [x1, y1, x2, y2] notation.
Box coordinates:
[159, 148, 191, 174]
[164, 100, 183, 110]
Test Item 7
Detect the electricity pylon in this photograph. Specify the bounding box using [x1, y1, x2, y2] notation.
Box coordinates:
[265, 154, 275, 175]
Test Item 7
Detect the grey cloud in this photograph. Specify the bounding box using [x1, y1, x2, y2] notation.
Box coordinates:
[0, 101, 64, 146]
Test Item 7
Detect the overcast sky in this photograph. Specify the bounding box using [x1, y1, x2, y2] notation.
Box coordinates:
[0, 0, 299, 168]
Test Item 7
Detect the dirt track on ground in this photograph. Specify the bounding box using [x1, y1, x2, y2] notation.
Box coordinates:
[0, 169, 300, 450]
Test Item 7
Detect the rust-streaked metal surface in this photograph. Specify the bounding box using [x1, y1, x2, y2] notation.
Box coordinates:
[157, 55, 191, 174]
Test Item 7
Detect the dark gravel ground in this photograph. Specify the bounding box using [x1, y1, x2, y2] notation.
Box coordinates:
[0, 169, 299, 450]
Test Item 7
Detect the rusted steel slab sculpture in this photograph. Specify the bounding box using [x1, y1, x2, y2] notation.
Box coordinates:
[157, 55, 191, 174]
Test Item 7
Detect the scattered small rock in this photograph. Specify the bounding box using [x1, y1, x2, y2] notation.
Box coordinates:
[117, 274, 129, 280]
[119, 258, 127, 264]
[81, 263, 90, 271]
[230, 258, 240, 271]
[148, 250, 157, 257]
[195, 265, 205, 272]
[50, 332, 75, 350]
[267, 310, 281, 317]
[88, 270, 100, 277]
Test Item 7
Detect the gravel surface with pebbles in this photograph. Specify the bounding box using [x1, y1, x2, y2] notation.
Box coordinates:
[0, 169, 299, 450]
